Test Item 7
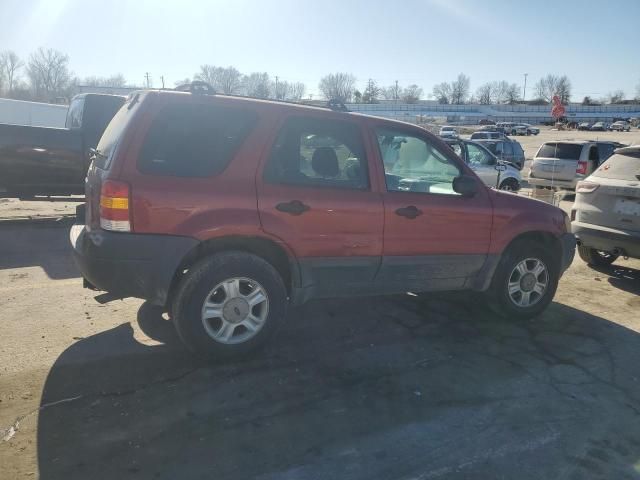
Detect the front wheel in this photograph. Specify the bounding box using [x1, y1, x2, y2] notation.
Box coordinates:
[499, 178, 520, 191]
[172, 251, 287, 360]
[577, 246, 618, 266]
[487, 242, 559, 320]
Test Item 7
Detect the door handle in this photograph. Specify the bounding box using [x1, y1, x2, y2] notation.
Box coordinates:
[276, 200, 310, 216]
[395, 205, 422, 219]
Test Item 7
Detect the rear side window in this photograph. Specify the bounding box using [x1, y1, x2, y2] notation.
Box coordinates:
[502, 142, 513, 155]
[138, 103, 257, 177]
[593, 151, 640, 180]
[471, 132, 487, 140]
[537, 143, 582, 160]
[264, 117, 368, 190]
[94, 94, 140, 170]
[597, 143, 615, 163]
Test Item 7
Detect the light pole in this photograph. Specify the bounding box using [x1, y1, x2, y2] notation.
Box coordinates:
[523, 73, 528, 101]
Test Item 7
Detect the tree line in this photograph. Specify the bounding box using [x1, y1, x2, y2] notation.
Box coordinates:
[1, 48, 638, 106]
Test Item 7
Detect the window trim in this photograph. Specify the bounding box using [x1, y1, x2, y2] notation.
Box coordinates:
[373, 126, 463, 197]
[262, 116, 371, 192]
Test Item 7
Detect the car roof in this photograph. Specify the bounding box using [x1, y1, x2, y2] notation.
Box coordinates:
[616, 145, 640, 155]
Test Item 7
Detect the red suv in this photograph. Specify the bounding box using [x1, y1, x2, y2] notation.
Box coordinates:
[71, 85, 576, 358]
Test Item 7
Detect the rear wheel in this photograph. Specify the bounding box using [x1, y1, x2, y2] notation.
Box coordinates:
[487, 242, 559, 320]
[499, 178, 520, 191]
[172, 251, 287, 360]
[577, 245, 618, 266]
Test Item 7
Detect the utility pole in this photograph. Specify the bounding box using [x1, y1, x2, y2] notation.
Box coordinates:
[144, 72, 151, 88]
[275, 76, 279, 99]
[395, 80, 399, 103]
[160, 76, 165, 89]
[523, 73, 528, 101]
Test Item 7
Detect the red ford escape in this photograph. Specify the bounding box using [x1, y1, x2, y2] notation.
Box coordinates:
[71, 83, 576, 359]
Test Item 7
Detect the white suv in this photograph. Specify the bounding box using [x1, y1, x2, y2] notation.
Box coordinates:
[609, 121, 631, 132]
[572, 145, 640, 265]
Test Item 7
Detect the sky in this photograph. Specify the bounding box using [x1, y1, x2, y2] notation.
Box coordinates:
[1, 0, 639, 100]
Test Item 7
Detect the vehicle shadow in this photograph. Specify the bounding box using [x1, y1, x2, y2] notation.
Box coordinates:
[0, 220, 79, 279]
[37, 294, 640, 480]
[589, 262, 640, 295]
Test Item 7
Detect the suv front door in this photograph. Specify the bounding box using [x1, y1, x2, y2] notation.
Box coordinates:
[257, 115, 384, 298]
[372, 124, 493, 292]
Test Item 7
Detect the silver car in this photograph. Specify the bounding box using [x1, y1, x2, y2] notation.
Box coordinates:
[571, 145, 640, 265]
[446, 139, 521, 191]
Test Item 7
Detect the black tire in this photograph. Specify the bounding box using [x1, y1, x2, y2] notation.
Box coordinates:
[499, 178, 520, 191]
[577, 245, 618, 266]
[487, 242, 560, 320]
[172, 251, 287, 360]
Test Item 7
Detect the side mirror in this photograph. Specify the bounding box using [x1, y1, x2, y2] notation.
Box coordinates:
[453, 174, 479, 197]
[487, 157, 497, 166]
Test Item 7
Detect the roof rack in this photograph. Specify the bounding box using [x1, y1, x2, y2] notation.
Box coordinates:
[170, 82, 349, 113]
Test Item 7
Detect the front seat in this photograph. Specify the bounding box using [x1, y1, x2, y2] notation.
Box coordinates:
[311, 147, 339, 178]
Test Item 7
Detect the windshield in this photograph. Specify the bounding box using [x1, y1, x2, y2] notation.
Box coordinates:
[537, 142, 583, 160]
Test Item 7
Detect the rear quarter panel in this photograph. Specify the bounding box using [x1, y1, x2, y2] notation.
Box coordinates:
[118, 94, 280, 242]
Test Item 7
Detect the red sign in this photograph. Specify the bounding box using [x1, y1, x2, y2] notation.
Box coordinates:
[551, 95, 565, 119]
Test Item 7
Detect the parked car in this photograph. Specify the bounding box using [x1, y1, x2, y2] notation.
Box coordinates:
[528, 141, 622, 190]
[478, 119, 495, 125]
[475, 139, 526, 170]
[591, 122, 606, 131]
[496, 122, 515, 134]
[510, 124, 528, 136]
[578, 122, 591, 131]
[609, 121, 631, 132]
[439, 126, 459, 138]
[572, 145, 640, 265]
[470, 131, 508, 141]
[444, 139, 521, 190]
[0, 93, 125, 197]
[521, 123, 540, 135]
[71, 84, 576, 359]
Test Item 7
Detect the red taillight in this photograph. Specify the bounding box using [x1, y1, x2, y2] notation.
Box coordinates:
[576, 161, 588, 175]
[576, 181, 599, 194]
[100, 180, 131, 231]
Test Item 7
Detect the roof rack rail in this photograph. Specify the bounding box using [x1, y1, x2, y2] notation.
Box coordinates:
[175, 81, 216, 95]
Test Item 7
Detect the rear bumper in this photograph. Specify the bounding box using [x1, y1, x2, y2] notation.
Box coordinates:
[560, 232, 577, 273]
[70, 224, 198, 305]
[528, 177, 578, 190]
[572, 221, 640, 258]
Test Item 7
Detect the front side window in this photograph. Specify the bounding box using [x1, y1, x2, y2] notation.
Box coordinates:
[138, 103, 257, 177]
[376, 128, 461, 195]
[502, 142, 514, 155]
[264, 117, 368, 189]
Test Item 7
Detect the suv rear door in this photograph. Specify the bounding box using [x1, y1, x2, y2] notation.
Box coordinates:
[257, 114, 384, 297]
[371, 123, 493, 292]
[530, 142, 584, 181]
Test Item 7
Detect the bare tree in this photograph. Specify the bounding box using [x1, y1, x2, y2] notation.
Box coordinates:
[27, 48, 71, 100]
[288, 82, 306, 101]
[450, 74, 470, 104]
[432, 82, 452, 104]
[82, 74, 127, 88]
[381, 82, 401, 101]
[272, 79, 290, 100]
[243, 72, 271, 98]
[502, 82, 521, 104]
[0, 51, 23, 94]
[318, 73, 356, 103]
[534, 74, 572, 103]
[362, 79, 381, 103]
[606, 90, 625, 104]
[401, 84, 423, 103]
[475, 83, 495, 104]
[195, 65, 242, 94]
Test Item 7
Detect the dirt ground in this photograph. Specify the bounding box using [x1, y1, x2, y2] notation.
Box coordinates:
[1, 215, 640, 479]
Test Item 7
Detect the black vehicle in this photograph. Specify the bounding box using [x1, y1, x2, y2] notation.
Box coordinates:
[475, 139, 526, 170]
[578, 122, 591, 131]
[0, 94, 125, 197]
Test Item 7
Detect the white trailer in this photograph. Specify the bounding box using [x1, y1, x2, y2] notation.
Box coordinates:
[0, 98, 68, 128]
